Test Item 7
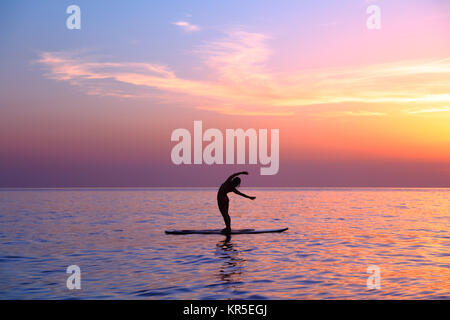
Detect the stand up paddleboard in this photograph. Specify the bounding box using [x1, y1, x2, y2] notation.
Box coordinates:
[165, 227, 288, 235]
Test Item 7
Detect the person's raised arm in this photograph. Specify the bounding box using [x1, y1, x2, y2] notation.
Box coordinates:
[226, 171, 248, 183]
[232, 188, 256, 200]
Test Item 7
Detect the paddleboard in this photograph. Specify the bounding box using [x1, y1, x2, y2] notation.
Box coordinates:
[165, 227, 288, 235]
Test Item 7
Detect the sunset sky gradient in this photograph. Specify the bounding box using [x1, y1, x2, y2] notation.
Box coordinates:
[0, 0, 449, 187]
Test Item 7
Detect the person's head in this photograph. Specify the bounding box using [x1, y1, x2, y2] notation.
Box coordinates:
[231, 177, 241, 188]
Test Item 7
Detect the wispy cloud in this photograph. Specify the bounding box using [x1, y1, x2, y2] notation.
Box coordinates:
[36, 30, 450, 116]
[172, 21, 200, 32]
[314, 110, 386, 118]
[407, 106, 450, 114]
[343, 111, 386, 117]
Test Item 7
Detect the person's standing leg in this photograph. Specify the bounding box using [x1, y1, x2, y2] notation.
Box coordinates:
[218, 197, 231, 233]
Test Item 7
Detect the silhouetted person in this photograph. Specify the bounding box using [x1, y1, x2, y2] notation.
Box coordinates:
[217, 171, 255, 234]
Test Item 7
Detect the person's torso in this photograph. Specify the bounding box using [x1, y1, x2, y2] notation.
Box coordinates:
[218, 182, 232, 198]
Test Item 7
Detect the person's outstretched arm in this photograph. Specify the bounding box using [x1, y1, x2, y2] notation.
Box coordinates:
[232, 188, 256, 200]
[226, 171, 248, 183]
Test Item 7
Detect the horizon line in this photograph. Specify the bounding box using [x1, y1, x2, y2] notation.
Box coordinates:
[1, 186, 449, 190]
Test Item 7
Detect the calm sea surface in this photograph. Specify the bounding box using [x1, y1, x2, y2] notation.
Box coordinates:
[0, 188, 448, 299]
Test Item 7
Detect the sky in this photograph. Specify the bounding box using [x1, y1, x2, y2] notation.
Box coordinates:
[0, 0, 449, 187]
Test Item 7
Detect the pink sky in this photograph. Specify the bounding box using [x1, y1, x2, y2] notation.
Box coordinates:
[1, 0, 449, 186]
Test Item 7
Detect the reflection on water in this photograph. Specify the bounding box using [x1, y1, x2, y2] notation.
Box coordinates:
[0, 188, 448, 299]
[216, 235, 246, 285]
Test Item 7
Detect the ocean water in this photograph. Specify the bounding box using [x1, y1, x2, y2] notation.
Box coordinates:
[0, 188, 448, 299]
